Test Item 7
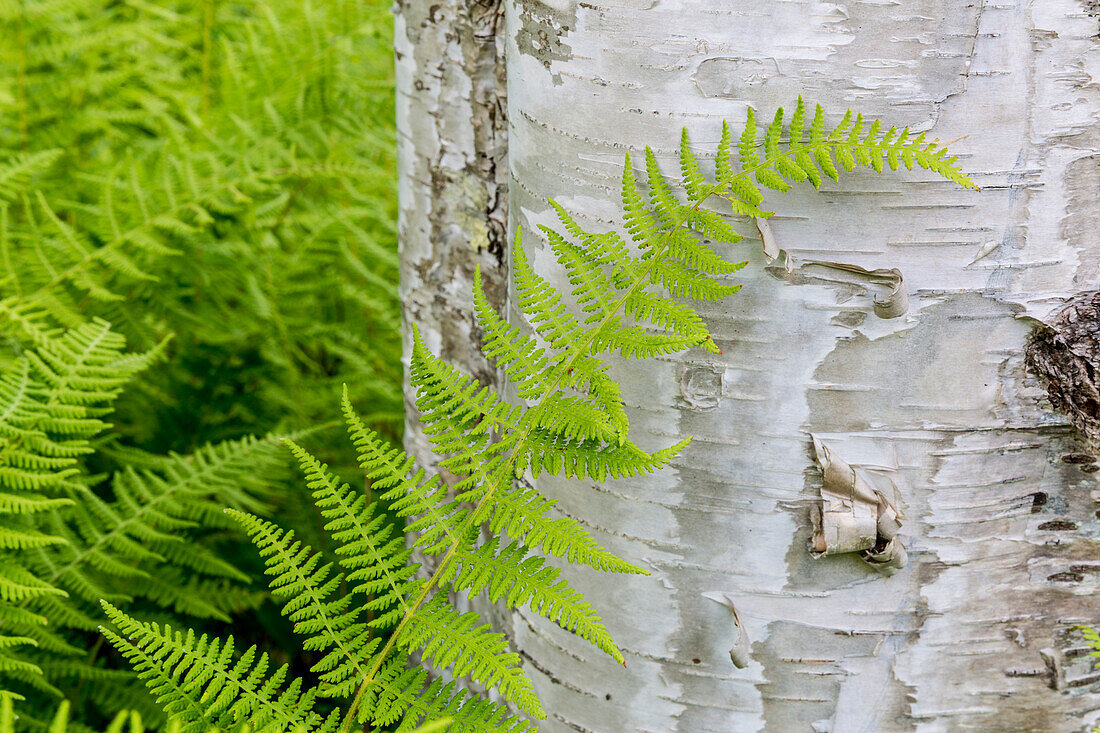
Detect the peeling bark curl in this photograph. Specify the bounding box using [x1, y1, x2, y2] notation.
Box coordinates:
[809, 435, 906, 573]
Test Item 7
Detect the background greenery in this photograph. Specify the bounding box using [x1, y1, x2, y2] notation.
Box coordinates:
[0, 0, 401, 726]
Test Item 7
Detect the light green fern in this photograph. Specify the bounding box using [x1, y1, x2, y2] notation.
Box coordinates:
[0, 0, 401, 441]
[0, 321, 156, 688]
[100, 100, 975, 731]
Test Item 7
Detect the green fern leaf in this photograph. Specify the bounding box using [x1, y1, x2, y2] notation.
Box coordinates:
[99, 601, 334, 733]
[678, 129, 707, 201]
[398, 593, 541, 716]
[227, 510, 376, 700]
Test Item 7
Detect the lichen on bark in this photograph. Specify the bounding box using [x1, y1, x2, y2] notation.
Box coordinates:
[395, 0, 509, 440]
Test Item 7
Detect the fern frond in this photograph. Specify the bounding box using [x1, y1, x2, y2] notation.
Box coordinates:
[0, 320, 153, 698]
[286, 438, 541, 716]
[283, 440, 420, 621]
[99, 601, 336, 733]
[2, 0, 403, 722]
[23, 433, 287, 636]
[97, 99, 975, 733]
[337, 100, 974, 731]
[0, 152, 62, 204]
[228, 510, 375, 700]
[0, 319, 288, 702]
[723, 97, 975, 208]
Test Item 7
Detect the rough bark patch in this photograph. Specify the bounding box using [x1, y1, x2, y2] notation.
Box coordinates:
[513, 0, 574, 80]
[1025, 291, 1100, 449]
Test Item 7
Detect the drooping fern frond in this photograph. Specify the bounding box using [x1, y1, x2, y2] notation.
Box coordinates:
[102, 100, 974, 731]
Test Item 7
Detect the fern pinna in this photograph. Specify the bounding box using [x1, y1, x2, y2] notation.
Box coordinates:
[100, 99, 975, 731]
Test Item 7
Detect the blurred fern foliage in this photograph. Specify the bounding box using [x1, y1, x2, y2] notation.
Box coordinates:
[0, 0, 401, 443]
[0, 0, 400, 726]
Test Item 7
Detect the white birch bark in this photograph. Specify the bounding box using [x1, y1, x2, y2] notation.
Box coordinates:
[491, 1, 1100, 731]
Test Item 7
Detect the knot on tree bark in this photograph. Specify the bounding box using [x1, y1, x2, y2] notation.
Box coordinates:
[1025, 291, 1100, 449]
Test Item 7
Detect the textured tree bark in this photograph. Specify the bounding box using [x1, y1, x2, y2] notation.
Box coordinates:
[395, 0, 509, 471]
[492, 1, 1100, 731]
[393, 0, 518, 654]
[399, 0, 1100, 730]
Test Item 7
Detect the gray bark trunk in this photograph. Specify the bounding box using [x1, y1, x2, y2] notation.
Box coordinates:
[400, 0, 1100, 730]
[395, 0, 508, 460]
[394, 0, 515, 637]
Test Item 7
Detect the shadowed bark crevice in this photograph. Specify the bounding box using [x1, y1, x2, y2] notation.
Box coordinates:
[1026, 291, 1100, 451]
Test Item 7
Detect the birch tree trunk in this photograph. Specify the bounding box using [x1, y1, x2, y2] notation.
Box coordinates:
[395, 0, 509, 575]
[400, 1, 1100, 730]
[395, 0, 507, 439]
